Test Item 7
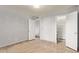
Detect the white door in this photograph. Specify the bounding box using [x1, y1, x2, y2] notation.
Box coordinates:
[29, 19, 35, 40]
[65, 11, 78, 51]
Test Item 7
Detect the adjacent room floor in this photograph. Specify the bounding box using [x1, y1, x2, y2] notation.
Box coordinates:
[0, 39, 76, 53]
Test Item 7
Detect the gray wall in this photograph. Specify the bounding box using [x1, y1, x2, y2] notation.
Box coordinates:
[0, 11, 28, 47]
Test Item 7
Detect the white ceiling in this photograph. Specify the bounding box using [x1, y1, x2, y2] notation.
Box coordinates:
[0, 5, 77, 16]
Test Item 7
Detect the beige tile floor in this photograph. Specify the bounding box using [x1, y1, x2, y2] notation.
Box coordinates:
[0, 39, 77, 53]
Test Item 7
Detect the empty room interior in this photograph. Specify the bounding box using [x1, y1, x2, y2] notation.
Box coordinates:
[0, 5, 79, 53]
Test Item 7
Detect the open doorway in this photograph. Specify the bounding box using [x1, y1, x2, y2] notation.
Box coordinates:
[34, 19, 40, 39]
[28, 16, 40, 40]
[56, 16, 66, 44]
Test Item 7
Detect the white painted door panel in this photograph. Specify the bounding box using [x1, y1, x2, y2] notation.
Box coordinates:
[65, 11, 77, 51]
